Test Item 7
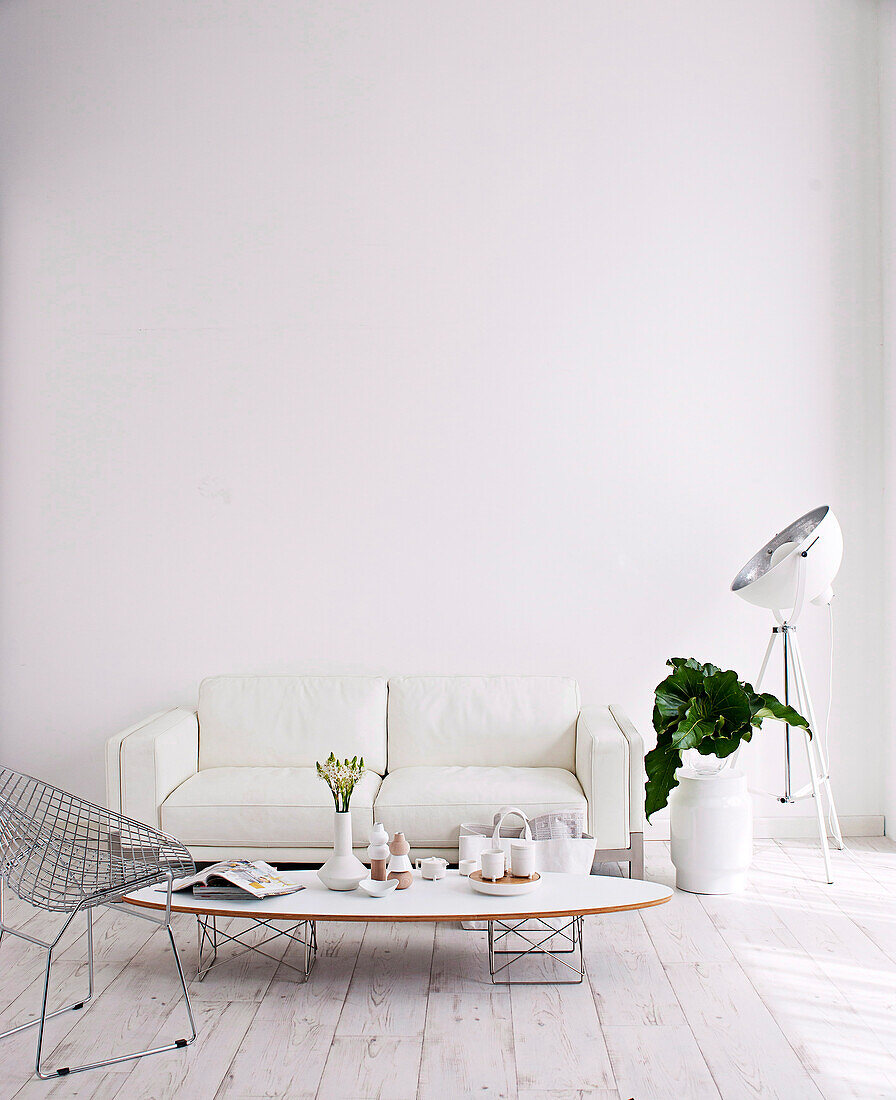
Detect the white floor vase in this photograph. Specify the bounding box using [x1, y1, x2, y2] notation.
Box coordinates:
[669, 768, 753, 894]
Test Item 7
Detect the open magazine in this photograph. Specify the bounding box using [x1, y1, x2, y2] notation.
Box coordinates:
[165, 860, 305, 900]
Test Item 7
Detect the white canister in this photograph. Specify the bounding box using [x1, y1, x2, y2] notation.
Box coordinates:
[510, 840, 536, 879]
[670, 768, 753, 894]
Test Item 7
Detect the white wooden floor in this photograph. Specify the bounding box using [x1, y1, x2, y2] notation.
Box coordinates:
[1, 838, 895, 1099]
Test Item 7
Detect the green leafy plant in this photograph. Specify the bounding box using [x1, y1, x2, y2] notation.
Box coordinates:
[316, 752, 365, 813]
[645, 657, 811, 820]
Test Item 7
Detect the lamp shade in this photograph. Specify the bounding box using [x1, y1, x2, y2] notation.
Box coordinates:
[731, 506, 842, 611]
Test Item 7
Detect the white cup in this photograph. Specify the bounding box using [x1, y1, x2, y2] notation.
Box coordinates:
[511, 840, 536, 879]
[480, 848, 505, 882]
[458, 858, 478, 877]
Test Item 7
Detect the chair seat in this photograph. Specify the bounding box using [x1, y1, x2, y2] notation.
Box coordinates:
[161, 767, 381, 848]
[373, 766, 587, 847]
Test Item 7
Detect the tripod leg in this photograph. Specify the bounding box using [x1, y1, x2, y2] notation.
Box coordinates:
[791, 636, 844, 849]
[755, 630, 777, 691]
[787, 643, 834, 884]
[732, 630, 779, 773]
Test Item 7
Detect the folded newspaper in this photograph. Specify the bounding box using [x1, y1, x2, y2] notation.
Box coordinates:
[166, 860, 305, 900]
[527, 811, 585, 841]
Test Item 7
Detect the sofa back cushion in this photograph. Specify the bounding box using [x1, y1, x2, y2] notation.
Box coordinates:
[198, 676, 387, 773]
[386, 676, 580, 771]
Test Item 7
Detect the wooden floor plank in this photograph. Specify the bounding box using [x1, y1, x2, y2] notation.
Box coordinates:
[517, 1092, 619, 1100]
[700, 848, 896, 1098]
[429, 920, 508, 995]
[666, 960, 823, 1099]
[335, 921, 434, 1038]
[418, 990, 515, 1099]
[217, 922, 364, 1099]
[511, 979, 614, 1092]
[113, 1001, 257, 1100]
[584, 909, 685, 1026]
[316, 1036, 422, 1100]
[604, 1024, 721, 1100]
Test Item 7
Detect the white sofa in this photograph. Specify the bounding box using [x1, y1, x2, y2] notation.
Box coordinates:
[106, 675, 645, 876]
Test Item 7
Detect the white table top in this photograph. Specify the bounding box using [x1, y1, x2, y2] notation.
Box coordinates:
[124, 870, 672, 923]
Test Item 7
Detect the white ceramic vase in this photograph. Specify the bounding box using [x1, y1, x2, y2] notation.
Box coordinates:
[669, 768, 753, 894]
[317, 811, 366, 891]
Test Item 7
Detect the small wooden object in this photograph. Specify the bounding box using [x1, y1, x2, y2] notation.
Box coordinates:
[368, 822, 390, 882]
[387, 831, 413, 890]
[468, 869, 541, 896]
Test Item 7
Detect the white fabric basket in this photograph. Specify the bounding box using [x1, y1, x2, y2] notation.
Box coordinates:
[459, 806, 596, 876]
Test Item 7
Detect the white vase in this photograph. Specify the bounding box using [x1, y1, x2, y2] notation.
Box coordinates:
[317, 811, 366, 891]
[670, 768, 753, 894]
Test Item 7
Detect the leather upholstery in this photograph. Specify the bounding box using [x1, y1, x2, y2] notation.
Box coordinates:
[374, 765, 587, 847]
[118, 708, 199, 829]
[387, 676, 580, 770]
[576, 705, 632, 850]
[161, 766, 381, 847]
[198, 675, 387, 774]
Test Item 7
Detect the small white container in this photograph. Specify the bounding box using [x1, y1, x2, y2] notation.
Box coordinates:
[480, 848, 505, 882]
[510, 840, 536, 879]
[458, 858, 478, 877]
[670, 768, 753, 894]
[415, 857, 448, 880]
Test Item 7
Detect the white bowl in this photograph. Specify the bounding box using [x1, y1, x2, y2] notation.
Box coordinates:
[358, 877, 398, 898]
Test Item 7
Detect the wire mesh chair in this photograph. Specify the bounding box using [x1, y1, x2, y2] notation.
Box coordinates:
[0, 766, 198, 1079]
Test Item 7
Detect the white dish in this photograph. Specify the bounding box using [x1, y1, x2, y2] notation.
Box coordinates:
[468, 871, 541, 896]
[358, 877, 398, 898]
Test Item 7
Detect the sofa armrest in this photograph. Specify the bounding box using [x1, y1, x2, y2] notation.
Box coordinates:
[106, 708, 199, 829]
[608, 704, 645, 833]
[575, 704, 644, 848]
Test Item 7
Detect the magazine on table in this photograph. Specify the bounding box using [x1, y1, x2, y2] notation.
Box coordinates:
[160, 860, 305, 900]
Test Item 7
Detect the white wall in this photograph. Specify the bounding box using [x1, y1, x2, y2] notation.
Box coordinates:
[0, 0, 886, 828]
[882, 0, 896, 839]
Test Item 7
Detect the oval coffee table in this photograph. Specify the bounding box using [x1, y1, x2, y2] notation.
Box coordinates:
[125, 870, 672, 985]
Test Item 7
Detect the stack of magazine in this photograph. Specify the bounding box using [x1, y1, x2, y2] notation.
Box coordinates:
[168, 860, 306, 900]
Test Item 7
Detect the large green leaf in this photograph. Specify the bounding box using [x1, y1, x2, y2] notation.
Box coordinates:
[753, 694, 811, 735]
[653, 664, 703, 730]
[668, 656, 723, 678]
[645, 736, 682, 820]
[700, 669, 752, 731]
[671, 705, 715, 750]
[700, 733, 744, 757]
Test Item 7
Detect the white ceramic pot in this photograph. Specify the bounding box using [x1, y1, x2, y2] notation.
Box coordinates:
[317, 811, 366, 891]
[669, 768, 753, 894]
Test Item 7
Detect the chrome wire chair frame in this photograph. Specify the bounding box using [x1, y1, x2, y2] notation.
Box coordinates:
[487, 916, 585, 984]
[0, 767, 198, 1078]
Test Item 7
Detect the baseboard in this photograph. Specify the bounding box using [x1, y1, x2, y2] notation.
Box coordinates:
[644, 814, 884, 842]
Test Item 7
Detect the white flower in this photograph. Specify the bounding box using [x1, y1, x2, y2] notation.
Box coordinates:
[316, 752, 366, 812]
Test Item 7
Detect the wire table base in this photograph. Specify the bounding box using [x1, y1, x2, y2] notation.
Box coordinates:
[196, 914, 317, 982]
[488, 915, 584, 983]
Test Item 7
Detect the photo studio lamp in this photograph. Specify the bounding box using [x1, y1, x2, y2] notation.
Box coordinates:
[731, 506, 843, 884]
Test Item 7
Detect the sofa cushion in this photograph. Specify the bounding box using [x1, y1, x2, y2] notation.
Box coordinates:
[386, 676, 580, 770]
[373, 765, 587, 847]
[160, 767, 381, 848]
[198, 676, 387, 773]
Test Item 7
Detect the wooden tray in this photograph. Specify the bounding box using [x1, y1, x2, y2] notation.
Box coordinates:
[468, 870, 541, 896]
